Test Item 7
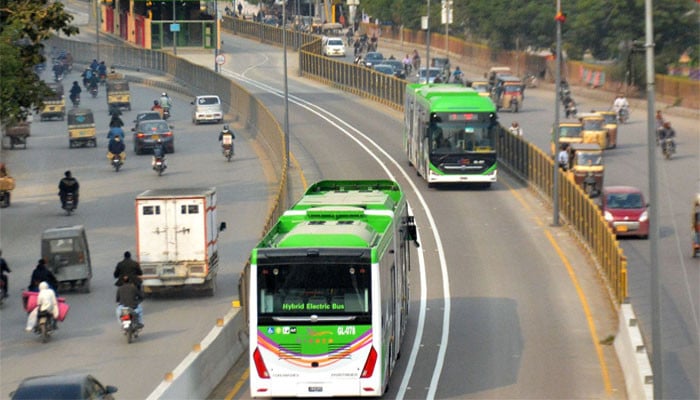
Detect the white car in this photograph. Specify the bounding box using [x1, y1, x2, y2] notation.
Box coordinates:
[191, 95, 223, 125]
[322, 37, 346, 57]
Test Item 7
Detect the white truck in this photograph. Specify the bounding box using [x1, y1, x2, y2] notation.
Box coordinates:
[135, 188, 226, 296]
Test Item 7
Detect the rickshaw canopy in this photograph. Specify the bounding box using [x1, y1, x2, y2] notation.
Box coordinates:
[106, 80, 129, 92]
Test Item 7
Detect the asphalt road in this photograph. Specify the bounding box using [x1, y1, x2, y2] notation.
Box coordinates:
[203, 32, 628, 399]
[0, 68, 271, 399]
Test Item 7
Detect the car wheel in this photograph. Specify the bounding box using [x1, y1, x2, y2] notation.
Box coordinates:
[168, 145, 175, 154]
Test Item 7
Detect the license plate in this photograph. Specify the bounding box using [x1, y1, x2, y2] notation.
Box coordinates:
[308, 386, 323, 393]
[616, 225, 628, 232]
[122, 320, 131, 328]
[151, 134, 160, 140]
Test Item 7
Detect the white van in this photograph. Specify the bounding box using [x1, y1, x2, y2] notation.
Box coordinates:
[191, 95, 223, 125]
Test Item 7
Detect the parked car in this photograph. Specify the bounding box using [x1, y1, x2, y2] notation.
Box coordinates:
[601, 186, 649, 239]
[191, 95, 223, 125]
[379, 59, 406, 79]
[133, 111, 162, 131]
[322, 37, 346, 57]
[417, 67, 442, 84]
[10, 373, 117, 400]
[361, 52, 385, 68]
[132, 119, 174, 154]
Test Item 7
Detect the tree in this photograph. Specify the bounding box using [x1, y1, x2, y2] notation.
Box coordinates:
[0, 0, 78, 125]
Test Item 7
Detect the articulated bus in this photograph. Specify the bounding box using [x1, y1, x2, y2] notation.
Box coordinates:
[404, 83, 499, 186]
[247, 180, 419, 397]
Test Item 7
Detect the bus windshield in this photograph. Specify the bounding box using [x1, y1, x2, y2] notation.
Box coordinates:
[257, 261, 371, 318]
[430, 121, 495, 153]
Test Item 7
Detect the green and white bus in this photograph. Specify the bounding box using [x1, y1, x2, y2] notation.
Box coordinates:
[404, 84, 500, 186]
[247, 180, 418, 397]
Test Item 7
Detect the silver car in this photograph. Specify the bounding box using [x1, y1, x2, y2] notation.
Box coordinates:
[191, 95, 223, 125]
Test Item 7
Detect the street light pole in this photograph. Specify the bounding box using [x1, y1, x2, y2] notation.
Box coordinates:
[95, 0, 101, 62]
[552, 0, 563, 226]
[426, 0, 431, 76]
[282, 1, 290, 172]
[214, 0, 219, 72]
[172, 0, 177, 55]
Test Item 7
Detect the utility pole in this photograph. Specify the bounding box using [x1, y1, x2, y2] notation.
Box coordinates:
[552, 0, 565, 226]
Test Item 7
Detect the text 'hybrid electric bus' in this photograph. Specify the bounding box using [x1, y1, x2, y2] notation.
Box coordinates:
[404, 83, 499, 186]
[246, 180, 418, 397]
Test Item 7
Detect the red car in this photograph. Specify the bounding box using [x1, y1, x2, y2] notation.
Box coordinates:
[601, 186, 649, 239]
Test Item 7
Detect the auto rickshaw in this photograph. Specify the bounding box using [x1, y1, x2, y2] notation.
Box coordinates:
[67, 108, 96, 148]
[595, 110, 618, 149]
[550, 122, 583, 156]
[431, 57, 451, 80]
[106, 79, 131, 111]
[39, 82, 65, 121]
[1, 121, 31, 150]
[568, 143, 604, 197]
[41, 225, 92, 292]
[579, 113, 609, 149]
[491, 75, 524, 112]
[693, 194, 700, 257]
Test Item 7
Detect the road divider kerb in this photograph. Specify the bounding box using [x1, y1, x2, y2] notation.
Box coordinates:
[614, 303, 654, 399]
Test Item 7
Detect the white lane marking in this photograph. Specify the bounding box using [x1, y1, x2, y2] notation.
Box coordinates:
[220, 67, 451, 398]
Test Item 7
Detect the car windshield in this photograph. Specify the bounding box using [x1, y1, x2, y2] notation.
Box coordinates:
[600, 114, 617, 124]
[327, 39, 343, 46]
[141, 122, 169, 132]
[560, 126, 582, 138]
[366, 53, 384, 61]
[197, 97, 219, 105]
[583, 120, 603, 130]
[420, 69, 441, 78]
[137, 113, 160, 121]
[607, 193, 643, 209]
[575, 152, 603, 166]
[430, 122, 494, 153]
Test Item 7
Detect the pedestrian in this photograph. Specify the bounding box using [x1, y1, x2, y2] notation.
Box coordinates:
[237, 2, 243, 17]
[0, 250, 10, 298]
[509, 122, 523, 137]
[557, 144, 570, 170]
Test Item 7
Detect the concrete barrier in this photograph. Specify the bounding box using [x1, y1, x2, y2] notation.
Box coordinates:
[146, 304, 249, 399]
[614, 303, 653, 399]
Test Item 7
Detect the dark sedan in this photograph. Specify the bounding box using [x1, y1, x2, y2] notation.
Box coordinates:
[379, 59, 407, 79]
[132, 119, 174, 154]
[11, 373, 118, 400]
[361, 52, 385, 68]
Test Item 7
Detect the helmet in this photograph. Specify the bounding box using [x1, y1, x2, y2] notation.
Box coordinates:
[64, 170, 71, 178]
[223, 125, 230, 131]
[161, 92, 167, 97]
[153, 100, 159, 106]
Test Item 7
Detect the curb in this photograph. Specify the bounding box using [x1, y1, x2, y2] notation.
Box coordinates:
[614, 303, 654, 399]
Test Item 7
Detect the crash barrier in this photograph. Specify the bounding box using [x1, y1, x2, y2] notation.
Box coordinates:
[225, 17, 406, 110]
[614, 303, 654, 399]
[47, 35, 288, 398]
[221, 17, 628, 306]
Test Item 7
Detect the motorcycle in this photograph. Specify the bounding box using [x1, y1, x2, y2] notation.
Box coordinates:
[0, 279, 5, 307]
[661, 138, 675, 160]
[34, 310, 55, 343]
[617, 107, 629, 124]
[523, 73, 539, 88]
[582, 172, 598, 197]
[99, 74, 106, 85]
[162, 106, 170, 120]
[152, 156, 166, 176]
[119, 307, 142, 344]
[70, 94, 80, 108]
[110, 153, 123, 172]
[89, 85, 98, 98]
[509, 96, 519, 113]
[565, 100, 577, 118]
[222, 143, 234, 162]
[62, 192, 76, 215]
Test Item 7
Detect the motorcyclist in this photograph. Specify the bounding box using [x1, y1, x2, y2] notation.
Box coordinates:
[113, 251, 143, 288]
[452, 66, 463, 83]
[612, 94, 629, 121]
[107, 126, 125, 140]
[28, 259, 58, 293]
[108, 113, 124, 129]
[108, 136, 126, 163]
[116, 275, 144, 329]
[87, 73, 99, 95]
[89, 59, 99, 71]
[219, 125, 236, 155]
[81, 68, 93, 88]
[97, 61, 108, 82]
[25, 281, 59, 332]
[52, 62, 64, 81]
[557, 144, 570, 170]
[58, 170, 79, 210]
[151, 100, 164, 119]
[658, 121, 676, 152]
[159, 92, 172, 110]
[152, 138, 167, 170]
[69, 81, 81, 105]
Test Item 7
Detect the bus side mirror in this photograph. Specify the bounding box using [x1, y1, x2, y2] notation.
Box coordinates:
[406, 216, 419, 247]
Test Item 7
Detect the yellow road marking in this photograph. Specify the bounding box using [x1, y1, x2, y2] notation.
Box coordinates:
[224, 368, 249, 400]
[504, 179, 612, 394]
